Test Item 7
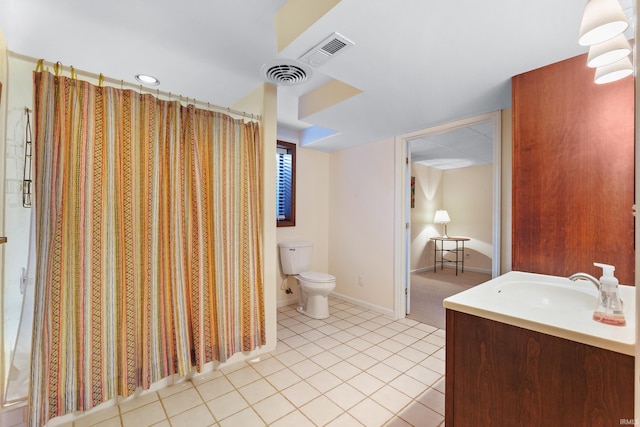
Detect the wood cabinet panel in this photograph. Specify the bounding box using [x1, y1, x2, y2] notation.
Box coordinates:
[446, 310, 634, 426]
[512, 53, 634, 284]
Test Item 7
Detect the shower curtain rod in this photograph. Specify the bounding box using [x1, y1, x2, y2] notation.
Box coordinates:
[9, 51, 262, 121]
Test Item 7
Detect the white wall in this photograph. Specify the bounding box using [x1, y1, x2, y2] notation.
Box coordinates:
[410, 163, 493, 274]
[409, 163, 443, 271]
[328, 137, 395, 315]
[443, 165, 493, 273]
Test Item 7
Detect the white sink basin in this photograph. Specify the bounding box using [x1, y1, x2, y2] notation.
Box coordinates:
[494, 281, 597, 311]
[443, 271, 635, 355]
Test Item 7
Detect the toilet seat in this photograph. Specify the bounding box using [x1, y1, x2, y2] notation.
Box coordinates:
[299, 271, 335, 283]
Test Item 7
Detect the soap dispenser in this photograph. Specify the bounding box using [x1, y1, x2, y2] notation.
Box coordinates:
[592, 262, 625, 326]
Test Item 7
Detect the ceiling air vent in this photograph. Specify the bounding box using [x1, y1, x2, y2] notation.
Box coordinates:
[261, 60, 311, 86]
[299, 32, 355, 67]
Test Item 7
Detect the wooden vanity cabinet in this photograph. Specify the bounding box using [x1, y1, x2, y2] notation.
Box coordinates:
[445, 310, 634, 426]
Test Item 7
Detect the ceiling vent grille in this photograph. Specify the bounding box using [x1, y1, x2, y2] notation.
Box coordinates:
[299, 32, 354, 67]
[261, 61, 311, 86]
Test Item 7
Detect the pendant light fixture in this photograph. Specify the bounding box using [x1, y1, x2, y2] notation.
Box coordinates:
[594, 56, 634, 84]
[578, 0, 629, 46]
[578, 0, 632, 84]
[587, 34, 632, 68]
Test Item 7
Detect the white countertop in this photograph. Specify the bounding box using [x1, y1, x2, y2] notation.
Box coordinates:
[443, 271, 635, 356]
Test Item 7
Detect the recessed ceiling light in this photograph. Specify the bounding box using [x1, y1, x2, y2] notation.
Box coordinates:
[135, 74, 160, 86]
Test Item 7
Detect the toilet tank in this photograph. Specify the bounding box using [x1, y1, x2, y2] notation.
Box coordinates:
[279, 241, 313, 275]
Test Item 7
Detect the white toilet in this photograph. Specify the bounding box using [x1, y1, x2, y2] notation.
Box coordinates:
[279, 241, 336, 319]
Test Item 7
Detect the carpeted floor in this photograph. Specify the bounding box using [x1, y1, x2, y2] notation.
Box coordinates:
[406, 267, 492, 329]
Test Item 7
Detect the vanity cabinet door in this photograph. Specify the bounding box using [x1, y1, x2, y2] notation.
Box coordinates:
[445, 310, 634, 426]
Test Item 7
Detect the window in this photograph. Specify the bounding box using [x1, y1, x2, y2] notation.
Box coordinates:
[276, 140, 296, 227]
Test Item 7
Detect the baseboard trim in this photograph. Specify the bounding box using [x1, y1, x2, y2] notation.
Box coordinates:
[277, 296, 298, 308]
[330, 292, 396, 319]
[277, 292, 395, 319]
[411, 264, 491, 275]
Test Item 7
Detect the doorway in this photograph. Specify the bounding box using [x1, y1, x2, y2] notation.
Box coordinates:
[393, 111, 502, 321]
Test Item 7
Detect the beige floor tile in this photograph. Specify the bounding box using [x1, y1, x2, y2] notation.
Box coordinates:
[89, 416, 123, 427]
[161, 387, 203, 418]
[377, 339, 406, 354]
[396, 401, 443, 427]
[382, 354, 415, 373]
[420, 355, 446, 375]
[189, 369, 224, 386]
[251, 356, 286, 377]
[121, 401, 166, 427]
[280, 381, 321, 407]
[218, 407, 264, 427]
[405, 365, 442, 388]
[325, 383, 366, 410]
[169, 404, 215, 427]
[289, 359, 323, 379]
[389, 374, 431, 399]
[119, 392, 159, 414]
[305, 370, 343, 393]
[273, 349, 306, 366]
[330, 344, 359, 360]
[296, 342, 325, 358]
[371, 385, 413, 414]
[360, 331, 387, 345]
[325, 412, 365, 427]
[327, 361, 361, 381]
[309, 350, 342, 369]
[237, 378, 277, 405]
[157, 380, 193, 399]
[384, 415, 413, 427]
[367, 362, 402, 383]
[347, 353, 378, 370]
[224, 365, 261, 389]
[270, 409, 315, 427]
[251, 393, 295, 424]
[416, 388, 445, 415]
[390, 333, 419, 347]
[347, 372, 385, 396]
[300, 396, 344, 427]
[207, 390, 248, 421]
[73, 406, 120, 427]
[348, 398, 394, 427]
[265, 369, 302, 391]
[196, 376, 235, 402]
[410, 340, 441, 355]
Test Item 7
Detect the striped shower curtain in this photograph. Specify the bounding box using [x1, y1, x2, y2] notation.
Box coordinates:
[29, 70, 265, 425]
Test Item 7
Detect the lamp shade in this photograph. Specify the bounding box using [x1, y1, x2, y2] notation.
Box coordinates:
[587, 34, 632, 68]
[578, 0, 629, 46]
[594, 56, 633, 84]
[434, 210, 451, 224]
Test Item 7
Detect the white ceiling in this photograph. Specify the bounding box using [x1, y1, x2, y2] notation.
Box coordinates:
[409, 121, 494, 170]
[0, 0, 635, 160]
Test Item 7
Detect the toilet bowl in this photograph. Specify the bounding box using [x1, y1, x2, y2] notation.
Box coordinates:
[296, 271, 336, 319]
[279, 241, 335, 319]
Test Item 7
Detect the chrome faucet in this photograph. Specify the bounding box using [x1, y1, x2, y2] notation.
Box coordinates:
[568, 272, 622, 307]
[568, 272, 600, 290]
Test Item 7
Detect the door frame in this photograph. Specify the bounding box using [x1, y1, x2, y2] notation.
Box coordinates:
[393, 111, 502, 318]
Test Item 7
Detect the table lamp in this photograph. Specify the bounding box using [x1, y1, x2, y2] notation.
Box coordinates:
[434, 210, 451, 238]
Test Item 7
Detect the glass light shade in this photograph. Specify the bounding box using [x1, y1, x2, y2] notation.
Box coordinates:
[433, 210, 451, 224]
[587, 34, 632, 67]
[578, 0, 629, 46]
[594, 56, 633, 84]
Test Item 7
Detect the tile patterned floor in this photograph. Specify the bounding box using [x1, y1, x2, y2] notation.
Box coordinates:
[19, 299, 447, 426]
